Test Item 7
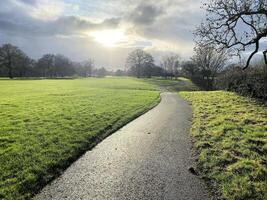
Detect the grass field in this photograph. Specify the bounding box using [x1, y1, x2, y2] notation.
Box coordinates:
[180, 91, 267, 200]
[0, 77, 161, 199]
[144, 77, 199, 92]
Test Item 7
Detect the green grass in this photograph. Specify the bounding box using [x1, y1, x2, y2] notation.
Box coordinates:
[180, 91, 267, 200]
[0, 77, 160, 200]
[143, 77, 199, 92]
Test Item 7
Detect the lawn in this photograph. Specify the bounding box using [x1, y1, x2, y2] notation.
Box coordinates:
[180, 91, 267, 200]
[0, 77, 160, 199]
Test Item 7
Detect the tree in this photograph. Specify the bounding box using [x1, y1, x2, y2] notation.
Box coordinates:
[16, 54, 34, 77]
[192, 45, 228, 90]
[0, 43, 96, 78]
[36, 54, 55, 77]
[126, 49, 154, 78]
[161, 54, 180, 78]
[195, 0, 267, 69]
[95, 67, 107, 77]
[81, 59, 94, 77]
[115, 69, 125, 76]
[54, 54, 75, 77]
[181, 61, 199, 79]
[0, 44, 25, 78]
[264, 50, 267, 65]
[150, 65, 165, 77]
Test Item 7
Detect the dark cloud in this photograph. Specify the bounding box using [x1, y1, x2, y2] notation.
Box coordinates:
[19, 0, 37, 6]
[128, 2, 164, 25]
[125, 2, 203, 44]
[0, 13, 38, 36]
[101, 18, 121, 29]
[0, 14, 120, 37]
[47, 16, 120, 34]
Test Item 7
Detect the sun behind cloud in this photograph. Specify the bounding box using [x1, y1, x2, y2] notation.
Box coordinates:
[89, 29, 127, 47]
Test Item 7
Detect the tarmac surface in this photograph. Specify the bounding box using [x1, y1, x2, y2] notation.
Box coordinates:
[34, 92, 210, 200]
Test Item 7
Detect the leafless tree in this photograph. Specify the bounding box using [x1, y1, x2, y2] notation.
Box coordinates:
[181, 61, 199, 79]
[126, 49, 154, 78]
[82, 59, 94, 77]
[95, 67, 107, 77]
[192, 45, 228, 89]
[195, 0, 267, 69]
[161, 54, 180, 78]
[0, 44, 25, 78]
[16, 54, 34, 77]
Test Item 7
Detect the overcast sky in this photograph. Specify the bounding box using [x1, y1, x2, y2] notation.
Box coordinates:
[0, 0, 206, 69]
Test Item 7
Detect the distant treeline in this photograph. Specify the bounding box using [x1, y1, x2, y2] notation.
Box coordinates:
[0, 43, 111, 78]
[1, 43, 266, 100]
[0, 43, 178, 79]
[125, 48, 267, 100]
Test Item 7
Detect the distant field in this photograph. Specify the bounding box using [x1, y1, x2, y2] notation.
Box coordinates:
[180, 91, 267, 200]
[144, 77, 199, 92]
[0, 77, 160, 199]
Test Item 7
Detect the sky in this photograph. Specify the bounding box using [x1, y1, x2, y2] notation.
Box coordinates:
[0, 0, 206, 69]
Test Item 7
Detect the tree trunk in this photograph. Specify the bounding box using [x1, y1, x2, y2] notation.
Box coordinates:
[263, 50, 267, 65]
[8, 63, 13, 79]
[8, 68, 13, 79]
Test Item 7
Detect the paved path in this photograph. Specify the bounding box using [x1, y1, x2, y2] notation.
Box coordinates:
[34, 93, 210, 200]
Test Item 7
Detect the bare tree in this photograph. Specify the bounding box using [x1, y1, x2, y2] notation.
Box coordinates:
[192, 45, 228, 90]
[95, 67, 107, 77]
[126, 49, 154, 78]
[195, 0, 267, 69]
[161, 54, 180, 78]
[82, 59, 94, 77]
[16, 54, 34, 77]
[181, 61, 199, 79]
[0, 44, 25, 78]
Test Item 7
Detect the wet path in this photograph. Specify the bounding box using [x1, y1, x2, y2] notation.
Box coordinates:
[34, 93, 210, 200]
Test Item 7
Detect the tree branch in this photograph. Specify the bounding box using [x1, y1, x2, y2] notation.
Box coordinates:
[244, 40, 259, 69]
[263, 50, 267, 65]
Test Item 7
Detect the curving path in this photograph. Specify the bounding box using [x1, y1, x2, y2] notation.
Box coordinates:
[34, 92, 210, 200]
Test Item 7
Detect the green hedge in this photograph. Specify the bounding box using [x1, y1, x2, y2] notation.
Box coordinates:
[216, 65, 267, 100]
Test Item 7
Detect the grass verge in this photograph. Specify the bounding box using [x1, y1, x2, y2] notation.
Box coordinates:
[0, 77, 160, 200]
[179, 91, 267, 200]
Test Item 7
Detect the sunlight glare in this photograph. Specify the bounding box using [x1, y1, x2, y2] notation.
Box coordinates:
[89, 29, 126, 47]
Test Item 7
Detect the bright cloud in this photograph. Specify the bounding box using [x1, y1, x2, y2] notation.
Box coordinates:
[10, 0, 65, 20]
[0, 0, 204, 69]
[89, 29, 127, 47]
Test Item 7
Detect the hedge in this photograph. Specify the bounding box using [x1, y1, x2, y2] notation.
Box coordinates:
[215, 64, 267, 100]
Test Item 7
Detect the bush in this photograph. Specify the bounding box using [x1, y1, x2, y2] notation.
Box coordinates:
[216, 64, 267, 100]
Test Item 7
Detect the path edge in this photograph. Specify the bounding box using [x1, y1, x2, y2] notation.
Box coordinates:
[32, 93, 162, 199]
